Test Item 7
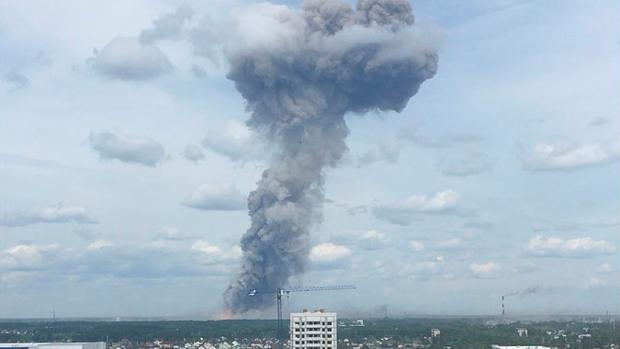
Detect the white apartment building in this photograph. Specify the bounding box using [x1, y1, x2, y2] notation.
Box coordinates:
[290, 310, 337, 349]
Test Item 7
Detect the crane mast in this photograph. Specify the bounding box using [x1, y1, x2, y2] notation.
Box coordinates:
[248, 285, 356, 339]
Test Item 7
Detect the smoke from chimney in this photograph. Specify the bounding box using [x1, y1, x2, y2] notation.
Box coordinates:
[503, 286, 542, 298]
[223, 0, 439, 313]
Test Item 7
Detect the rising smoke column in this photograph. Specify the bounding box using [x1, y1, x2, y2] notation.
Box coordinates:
[224, 0, 439, 313]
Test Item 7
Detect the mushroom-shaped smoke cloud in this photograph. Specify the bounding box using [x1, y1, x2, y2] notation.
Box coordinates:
[224, 0, 439, 313]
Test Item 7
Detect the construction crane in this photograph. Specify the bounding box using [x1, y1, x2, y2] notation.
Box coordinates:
[248, 285, 356, 339]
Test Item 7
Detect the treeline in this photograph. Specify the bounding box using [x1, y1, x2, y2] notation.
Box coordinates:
[339, 318, 618, 347]
[0, 320, 277, 342]
[0, 318, 618, 349]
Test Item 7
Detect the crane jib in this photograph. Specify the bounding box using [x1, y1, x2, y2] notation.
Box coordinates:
[246, 284, 356, 340]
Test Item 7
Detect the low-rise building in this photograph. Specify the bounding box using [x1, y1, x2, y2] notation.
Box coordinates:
[517, 328, 528, 337]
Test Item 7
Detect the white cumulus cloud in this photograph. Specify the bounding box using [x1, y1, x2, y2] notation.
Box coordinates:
[402, 190, 461, 211]
[86, 240, 114, 251]
[399, 260, 445, 281]
[0, 205, 97, 227]
[410, 240, 425, 252]
[191, 240, 242, 262]
[357, 229, 388, 250]
[139, 4, 193, 44]
[89, 130, 165, 167]
[184, 182, 246, 210]
[309, 243, 352, 265]
[523, 139, 620, 171]
[0, 244, 59, 271]
[373, 190, 463, 226]
[470, 262, 500, 278]
[89, 37, 172, 80]
[527, 235, 617, 257]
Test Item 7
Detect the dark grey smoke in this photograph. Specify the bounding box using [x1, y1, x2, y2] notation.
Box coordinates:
[503, 286, 542, 298]
[224, 0, 438, 313]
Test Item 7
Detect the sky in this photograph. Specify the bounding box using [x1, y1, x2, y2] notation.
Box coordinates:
[0, 0, 619, 319]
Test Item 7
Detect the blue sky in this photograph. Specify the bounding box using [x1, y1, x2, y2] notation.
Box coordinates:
[0, 0, 619, 318]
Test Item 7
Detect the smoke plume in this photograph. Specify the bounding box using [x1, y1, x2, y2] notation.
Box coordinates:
[224, 0, 439, 313]
[503, 286, 542, 298]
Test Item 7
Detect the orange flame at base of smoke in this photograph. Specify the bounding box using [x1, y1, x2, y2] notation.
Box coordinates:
[216, 309, 234, 320]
